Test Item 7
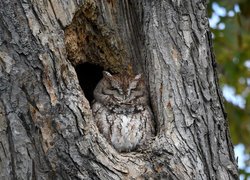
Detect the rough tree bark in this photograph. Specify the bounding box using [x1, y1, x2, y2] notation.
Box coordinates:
[0, 0, 238, 179]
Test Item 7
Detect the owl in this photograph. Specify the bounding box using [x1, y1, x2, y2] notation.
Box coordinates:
[92, 71, 155, 152]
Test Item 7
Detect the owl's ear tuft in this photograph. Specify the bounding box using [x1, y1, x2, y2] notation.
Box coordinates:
[103, 71, 112, 78]
[134, 74, 142, 80]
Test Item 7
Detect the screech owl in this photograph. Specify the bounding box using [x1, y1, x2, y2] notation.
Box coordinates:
[92, 71, 155, 152]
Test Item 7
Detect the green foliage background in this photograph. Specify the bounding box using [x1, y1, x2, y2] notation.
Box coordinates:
[208, 0, 250, 178]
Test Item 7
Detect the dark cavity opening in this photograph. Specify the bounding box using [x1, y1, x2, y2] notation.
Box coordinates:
[75, 63, 104, 102]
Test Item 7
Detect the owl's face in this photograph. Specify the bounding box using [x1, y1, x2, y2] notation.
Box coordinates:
[103, 71, 142, 104]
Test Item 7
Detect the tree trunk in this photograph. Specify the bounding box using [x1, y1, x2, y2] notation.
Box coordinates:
[0, 0, 238, 179]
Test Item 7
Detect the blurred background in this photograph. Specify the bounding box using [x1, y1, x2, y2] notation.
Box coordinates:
[208, 0, 250, 179]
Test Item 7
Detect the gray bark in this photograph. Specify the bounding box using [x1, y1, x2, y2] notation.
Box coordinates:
[0, 0, 238, 179]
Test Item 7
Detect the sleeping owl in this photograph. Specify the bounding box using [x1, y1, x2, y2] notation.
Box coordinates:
[92, 71, 155, 152]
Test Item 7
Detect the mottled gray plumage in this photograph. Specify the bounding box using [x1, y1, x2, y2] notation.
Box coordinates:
[92, 71, 155, 152]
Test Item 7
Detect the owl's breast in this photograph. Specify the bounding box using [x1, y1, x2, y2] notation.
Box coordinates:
[108, 110, 152, 152]
[107, 103, 145, 114]
[92, 102, 154, 152]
